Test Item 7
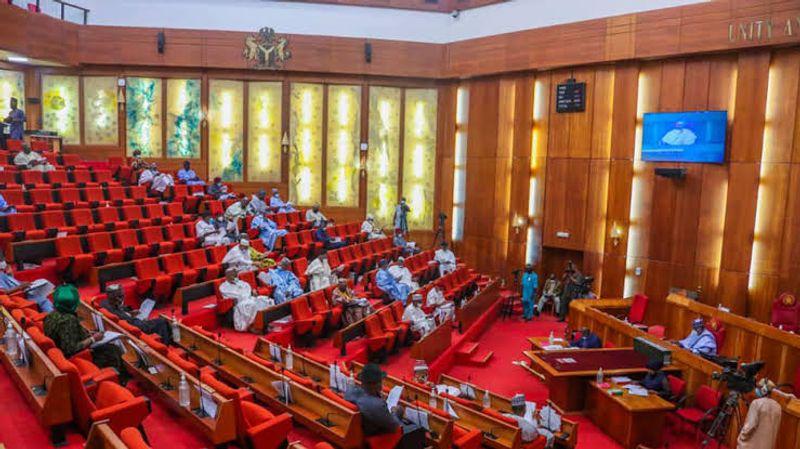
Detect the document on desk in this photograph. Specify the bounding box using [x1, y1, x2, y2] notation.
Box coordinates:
[136, 299, 156, 321]
[611, 376, 632, 383]
[623, 384, 649, 397]
[91, 331, 123, 348]
[404, 408, 430, 431]
[555, 357, 577, 364]
[91, 312, 105, 333]
[387, 385, 404, 410]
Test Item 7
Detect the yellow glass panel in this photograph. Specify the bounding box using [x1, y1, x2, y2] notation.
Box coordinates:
[367, 86, 401, 226]
[402, 88, 438, 230]
[289, 83, 323, 206]
[0, 70, 24, 114]
[209, 80, 244, 182]
[42, 75, 80, 145]
[83, 76, 118, 146]
[126, 77, 162, 157]
[166, 78, 201, 159]
[248, 81, 282, 182]
[326, 85, 361, 207]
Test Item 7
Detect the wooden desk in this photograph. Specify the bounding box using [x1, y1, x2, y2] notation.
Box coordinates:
[523, 348, 680, 413]
[585, 382, 674, 449]
[456, 281, 499, 333]
[527, 336, 568, 351]
[84, 421, 128, 449]
[410, 323, 452, 363]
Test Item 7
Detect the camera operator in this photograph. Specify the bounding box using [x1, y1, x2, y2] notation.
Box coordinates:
[737, 379, 781, 449]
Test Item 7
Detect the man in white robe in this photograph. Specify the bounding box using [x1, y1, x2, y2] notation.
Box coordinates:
[361, 215, 385, 240]
[246, 190, 269, 216]
[426, 285, 455, 323]
[402, 294, 434, 337]
[305, 204, 327, 228]
[138, 165, 156, 185]
[215, 213, 239, 241]
[388, 258, 419, 290]
[196, 214, 230, 247]
[305, 252, 342, 292]
[218, 268, 274, 332]
[258, 258, 303, 304]
[503, 394, 554, 447]
[677, 318, 717, 356]
[222, 239, 256, 272]
[14, 146, 54, 172]
[269, 188, 295, 212]
[225, 197, 249, 226]
[149, 166, 175, 194]
[250, 212, 287, 251]
[434, 242, 457, 277]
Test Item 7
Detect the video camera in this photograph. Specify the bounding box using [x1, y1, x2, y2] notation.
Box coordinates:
[710, 358, 765, 393]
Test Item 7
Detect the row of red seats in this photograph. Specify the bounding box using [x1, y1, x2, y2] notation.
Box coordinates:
[0, 168, 114, 189]
[282, 223, 370, 260]
[4, 140, 81, 159]
[364, 301, 411, 356]
[362, 249, 438, 300]
[2, 185, 157, 212]
[244, 211, 313, 234]
[427, 266, 482, 303]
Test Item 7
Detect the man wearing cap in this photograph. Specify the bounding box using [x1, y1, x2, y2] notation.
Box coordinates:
[504, 393, 553, 448]
[426, 285, 455, 324]
[315, 220, 348, 250]
[246, 189, 269, 216]
[207, 177, 236, 200]
[677, 318, 717, 356]
[269, 188, 295, 213]
[402, 293, 434, 338]
[738, 379, 781, 449]
[376, 259, 412, 304]
[259, 258, 303, 304]
[196, 212, 230, 247]
[361, 214, 385, 240]
[332, 278, 373, 326]
[412, 361, 431, 387]
[250, 211, 287, 251]
[14, 144, 55, 172]
[388, 258, 419, 291]
[641, 359, 670, 397]
[177, 160, 205, 186]
[218, 268, 274, 331]
[345, 363, 404, 436]
[569, 327, 602, 349]
[434, 241, 457, 277]
[393, 228, 419, 256]
[305, 251, 342, 292]
[99, 284, 173, 344]
[222, 238, 257, 272]
[305, 203, 327, 228]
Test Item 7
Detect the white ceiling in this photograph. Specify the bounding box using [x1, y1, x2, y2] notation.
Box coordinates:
[69, 0, 708, 44]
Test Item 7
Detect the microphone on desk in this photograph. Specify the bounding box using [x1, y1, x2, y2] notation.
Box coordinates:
[316, 411, 344, 428]
[160, 374, 176, 391]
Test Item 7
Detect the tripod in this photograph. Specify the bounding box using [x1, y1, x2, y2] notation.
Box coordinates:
[432, 213, 447, 248]
[701, 391, 742, 448]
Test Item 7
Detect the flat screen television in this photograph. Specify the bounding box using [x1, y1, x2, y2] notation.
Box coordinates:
[641, 110, 728, 163]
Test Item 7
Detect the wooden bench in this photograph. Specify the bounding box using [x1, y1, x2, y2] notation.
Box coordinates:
[409, 321, 452, 363]
[0, 306, 72, 445]
[456, 281, 500, 333]
[84, 421, 129, 449]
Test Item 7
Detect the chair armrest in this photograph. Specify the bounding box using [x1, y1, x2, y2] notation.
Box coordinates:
[90, 396, 151, 432]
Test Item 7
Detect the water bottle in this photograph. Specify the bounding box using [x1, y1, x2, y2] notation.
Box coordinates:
[482, 389, 491, 409]
[286, 345, 294, 371]
[548, 331, 554, 345]
[349, 372, 355, 391]
[5, 323, 17, 358]
[178, 373, 190, 408]
[429, 388, 437, 409]
[596, 367, 604, 384]
[171, 318, 181, 344]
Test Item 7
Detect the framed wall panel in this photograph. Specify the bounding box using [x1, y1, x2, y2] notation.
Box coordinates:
[0, 70, 24, 117]
[125, 77, 162, 157]
[289, 82, 323, 206]
[402, 88, 438, 230]
[83, 76, 118, 146]
[208, 79, 244, 182]
[41, 75, 80, 144]
[247, 81, 282, 183]
[367, 86, 402, 226]
[326, 84, 361, 207]
[166, 78, 201, 159]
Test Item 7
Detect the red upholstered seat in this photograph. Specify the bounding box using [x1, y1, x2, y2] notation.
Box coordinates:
[48, 170, 75, 187]
[309, 290, 342, 329]
[166, 349, 199, 376]
[705, 319, 725, 352]
[55, 235, 94, 280]
[47, 348, 150, 434]
[186, 249, 216, 280]
[86, 232, 125, 265]
[59, 188, 87, 209]
[321, 388, 358, 411]
[162, 253, 199, 286]
[771, 292, 799, 332]
[21, 171, 46, 188]
[41, 210, 77, 235]
[165, 201, 191, 223]
[97, 206, 129, 231]
[628, 293, 648, 324]
[134, 258, 173, 300]
[141, 226, 175, 253]
[290, 296, 325, 338]
[83, 187, 106, 206]
[26, 326, 55, 351]
[140, 333, 168, 355]
[107, 186, 135, 206]
[120, 428, 151, 449]
[144, 203, 172, 226]
[364, 314, 395, 354]
[673, 385, 720, 435]
[292, 257, 308, 289]
[240, 401, 293, 449]
[7, 213, 46, 240]
[71, 170, 98, 187]
[128, 186, 157, 204]
[283, 232, 308, 258]
[378, 307, 409, 345]
[667, 374, 686, 403]
[166, 223, 198, 251]
[121, 205, 152, 227]
[199, 369, 252, 402]
[365, 427, 403, 449]
[114, 229, 150, 260]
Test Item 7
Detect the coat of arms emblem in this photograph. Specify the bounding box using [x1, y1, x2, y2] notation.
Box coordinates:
[243, 27, 292, 70]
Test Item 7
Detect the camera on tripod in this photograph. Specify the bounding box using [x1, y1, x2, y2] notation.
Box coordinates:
[710, 358, 765, 393]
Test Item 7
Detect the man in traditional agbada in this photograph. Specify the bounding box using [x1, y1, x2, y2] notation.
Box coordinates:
[376, 259, 411, 304]
[259, 258, 303, 304]
[250, 211, 287, 251]
[218, 268, 274, 332]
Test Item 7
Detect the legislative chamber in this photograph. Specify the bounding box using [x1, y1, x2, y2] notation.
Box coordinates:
[0, 1, 798, 449]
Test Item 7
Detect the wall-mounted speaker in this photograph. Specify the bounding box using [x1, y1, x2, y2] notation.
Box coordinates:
[654, 167, 687, 179]
[364, 42, 372, 64]
[157, 31, 165, 54]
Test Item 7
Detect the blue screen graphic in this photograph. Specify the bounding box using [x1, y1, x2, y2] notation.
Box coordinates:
[641, 110, 728, 163]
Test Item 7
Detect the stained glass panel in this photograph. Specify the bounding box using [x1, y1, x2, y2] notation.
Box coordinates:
[367, 86, 401, 226]
[166, 78, 201, 159]
[209, 80, 244, 182]
[402, 88, 438, 230]
[326, 85, 361, 207]
[83, 76, 118, 145]
[289, 83, 323, 206]
[126, 77, 162, 157]
[0, 70, 25, 125]
[42, 75, 80, 144]
[248, 81, 282, 182]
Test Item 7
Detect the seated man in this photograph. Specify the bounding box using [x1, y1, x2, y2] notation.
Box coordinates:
[305, 203, 327, 228]
[569, 327, 601, 349]
[148, 164, 175, 196]
[402, 294, 434, 338]
[388, 257, 419, 291]
[677, 318, 717, 356]
[0, 193, 16, 216]
[258, 258, 303, 304]
[361, 215, 385, 240]
[225, 197, 249, 226]
[207, 177, 236, 200]
[641, 359, 670, 397]
[305, 251, 342, 292]
[332, 278, 373, 326]
[218, 268, 274, 332]
[269, 188, 295, 213]
[250, 211, 287, 251]
[534, 274, 560, 317]
[345, 363, 404, 437]
[434, 241, 457, 277]
[246, 189, 269, 216]
[426, 285, 455, 323]
[222, 238, 257, 272]
[214, 212, 239, 241]
[14, 145, 54, 172]
[177, 160, 205, 186]
[137, 163, 157, 185]
[393, 228, 419, 256]
[315, 220, 348, 250]
[196, 213, 230, 247]
[376, 259, 412, 304]
[99, 284, 172, 344]
[0, 253, 54, 312]
[503, 393, 554, 448]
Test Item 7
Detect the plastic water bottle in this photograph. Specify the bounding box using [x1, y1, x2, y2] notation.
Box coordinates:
[429, 388, 437, 409]
[286, 345, 294, 371]
[5, 323, 17, 358]
[178, 373, 190, 408]
[171, 318, 181, 343]
[596, 367, 604, 384]
[548, 331, 554, 345]
[482, 389, 491, 409]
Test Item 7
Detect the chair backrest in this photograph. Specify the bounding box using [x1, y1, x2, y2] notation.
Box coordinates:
[162, 253, 186, 272]
[122, 205, 144, 220]
[46, 348, 96, 431]
[772, 293, 799, 327]
[29, 189, 53, 203]
[378, 308, 397, 329]
[120, 428, 152, 449]
[293, 258, 308, 276]
[390, 301, 404, 322]
[240, 400, 276, 430]
[695, 385, 721, 411]
[364, 315, 383, 337]
[705, 319, 725, 352]
[667, 374, 686, 399]
[83, 187, 105, 202]
[60, 188, 81, 203]
[97, 206, 120, 222]
[208, 245, 228, 263]
[186, 249, 209, 268]
[114, 229, 140, 247]
[135, 258, 161, 278]
[26, 326, 55, 352]
[145, 204, 164, 218]
[87, 232, 114, 252]
[41, 210, 67, 227]
[141, 226, 165, 242]
[48, 170, 69, 184]
[56, 235, 85, 256]
[166, 223, 187, 240]
[2, 189, 25, 205]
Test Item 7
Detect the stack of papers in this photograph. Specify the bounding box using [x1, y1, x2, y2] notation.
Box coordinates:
[610, 376, 632, 384]
[623, 384, 649, 397]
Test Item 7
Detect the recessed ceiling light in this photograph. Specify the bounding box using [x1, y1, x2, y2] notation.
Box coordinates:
[8, 56, 29, 63]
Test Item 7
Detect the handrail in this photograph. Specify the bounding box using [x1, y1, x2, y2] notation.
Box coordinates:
[31, 0, 89, 24]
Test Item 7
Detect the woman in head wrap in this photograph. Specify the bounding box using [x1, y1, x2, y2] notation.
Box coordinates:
[641, 359, 670, 397]
[43, 284, 124, 373]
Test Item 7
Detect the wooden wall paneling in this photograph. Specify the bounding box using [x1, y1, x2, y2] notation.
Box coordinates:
[729, 51, 771, 163]
[719, 162, 761, 276]
[647, 168, 678, 263]
[529, 73, 551, 268]
[762, 49, 800, 163]
[779, 165, 800, 295]
[590, 66, 615, 160]
[436, 83, 457, 242]
[600, 253, 627, 298]
[609, 63, 639, 160]
[657, 59, 686, 112]
[490, 78, 517, 275]
[567, 67, 595, 159]
[506, 76, 534, 272]
[583, 159, 610, 288]
[546, 69, 572, 159]
[541, 158, 589, 251]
